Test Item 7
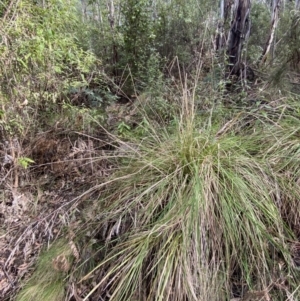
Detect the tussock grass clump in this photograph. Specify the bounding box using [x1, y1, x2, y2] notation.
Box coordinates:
[261, 120, 300, 238]
[81, 106, 299, 300]
[16, 240, 73, 301]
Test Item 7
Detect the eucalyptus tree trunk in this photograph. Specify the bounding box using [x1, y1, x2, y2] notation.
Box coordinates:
[107, 0, 119, 73]
[226, 0, 251, 76]
[216, 0, 233, 51]
[107, 0, 115, 29]
[260, 0, 281, 65]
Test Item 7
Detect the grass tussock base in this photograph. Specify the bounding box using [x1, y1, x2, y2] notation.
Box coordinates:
[78, 103, 300, 301]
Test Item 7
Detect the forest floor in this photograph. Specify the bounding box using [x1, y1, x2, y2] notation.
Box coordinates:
[1, 78, 300, 301]
[0, 100, 135, 300]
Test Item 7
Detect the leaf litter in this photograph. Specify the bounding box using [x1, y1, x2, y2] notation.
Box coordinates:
[0, 130, 115, 300]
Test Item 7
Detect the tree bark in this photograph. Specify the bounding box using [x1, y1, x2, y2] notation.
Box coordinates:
[107, 0, 119, 73]
[260, 0, 281, 66]
[226, 0, 251, 76]
[216, 0, 233, 51]
[107, 0, 115, 29]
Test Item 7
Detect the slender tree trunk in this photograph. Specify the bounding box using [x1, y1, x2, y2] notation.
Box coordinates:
[227, 0, 251, 76]
[107, 0, 115, 29]
[107, 0, 119, 75]
[216, 0, 233, 51]
[81, 0, 87, 22]
[260, 0, 281, 66]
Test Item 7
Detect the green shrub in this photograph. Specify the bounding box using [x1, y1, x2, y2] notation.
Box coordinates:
[0, 0, 97, 136]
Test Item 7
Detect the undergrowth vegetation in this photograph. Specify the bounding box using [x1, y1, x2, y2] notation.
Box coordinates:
[73, 94, 300, 301]
[1, 0, 300, 301]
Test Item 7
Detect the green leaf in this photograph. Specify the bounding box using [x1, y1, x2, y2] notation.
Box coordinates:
[18, 157, 35, 169]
